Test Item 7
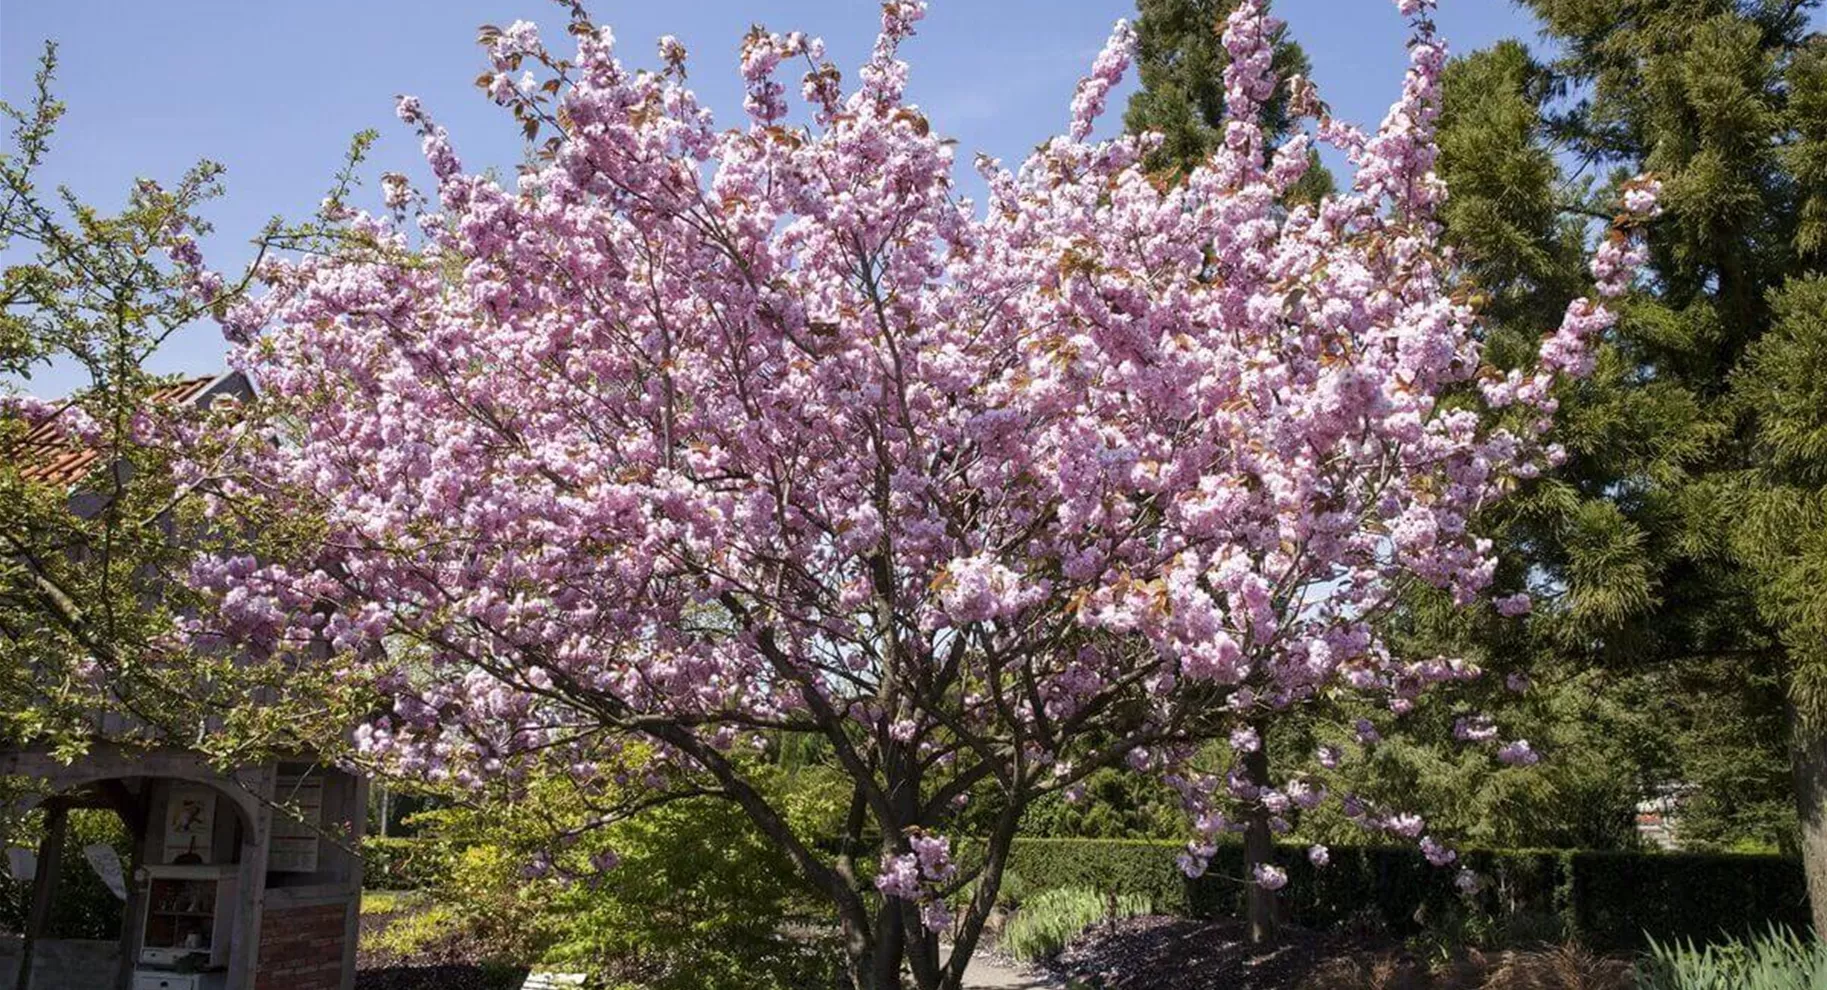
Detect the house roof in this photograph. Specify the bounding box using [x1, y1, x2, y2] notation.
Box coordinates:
[8, 373, 241, 486]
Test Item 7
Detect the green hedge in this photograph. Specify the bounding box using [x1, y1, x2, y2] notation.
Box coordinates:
[362, 833, 1811, 949]
[1001, 838, 1810, 949]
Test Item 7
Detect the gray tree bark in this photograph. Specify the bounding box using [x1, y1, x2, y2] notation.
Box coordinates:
[1790, 711, 1827, 936]
[1242, 737, 1278, 944]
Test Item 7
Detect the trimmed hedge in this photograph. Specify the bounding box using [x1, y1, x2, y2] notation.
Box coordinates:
[1001, 838, 1810, 950]
[362, 833, 1810, 950]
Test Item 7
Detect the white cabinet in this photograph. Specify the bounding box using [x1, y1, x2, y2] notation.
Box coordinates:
[132, 972, 226, 990]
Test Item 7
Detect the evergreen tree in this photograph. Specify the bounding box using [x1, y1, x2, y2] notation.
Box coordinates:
[1123, 0, 1332, 200]
[1733, 269, 1827, 920]
[1121, 1, 1827, 929]
[1403, 0, 1827, 921]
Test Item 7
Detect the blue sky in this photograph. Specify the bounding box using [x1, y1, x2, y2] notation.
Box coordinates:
[2, 0, 1554, 395]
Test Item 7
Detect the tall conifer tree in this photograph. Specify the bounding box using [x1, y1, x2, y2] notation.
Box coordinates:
[1422, 0, 1827, 923]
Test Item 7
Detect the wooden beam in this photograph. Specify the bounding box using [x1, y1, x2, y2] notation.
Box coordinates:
[13, 803, 68, 990]
[95, 779, 148, 834]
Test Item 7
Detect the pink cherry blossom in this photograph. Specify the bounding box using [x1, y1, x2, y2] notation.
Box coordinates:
[1498, 739, 1542, 766]
[1252, 863, 1289, 890]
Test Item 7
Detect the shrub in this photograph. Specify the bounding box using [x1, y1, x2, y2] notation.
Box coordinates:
[999, 838, 1808, 950]
[361, 834, 451, 891]
[389, 763, 845, 990]
[1637, 926, 1827, 990]
[0, 808, 131, 939]
[360, 888, 426, 918]
[360, 899, 463, 959]
[1000, 887, 1153, 963]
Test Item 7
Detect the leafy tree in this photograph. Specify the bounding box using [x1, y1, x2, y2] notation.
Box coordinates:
[0, 44, 328, 764]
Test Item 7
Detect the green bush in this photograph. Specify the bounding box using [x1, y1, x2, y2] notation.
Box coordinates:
[0, 808, 131, 939]
[533, 795, 837, 990]
[1001, 887, 1153, 963]
[999, 838, 1809, 950]
[1005, 838, 1192, 913]
[361, 834, 451, 891]
[1638, 925, 1827, 989]
[385, 761, 847, 990]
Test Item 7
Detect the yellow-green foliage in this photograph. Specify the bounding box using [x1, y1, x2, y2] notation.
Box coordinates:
[359, 888, 425, 918]
[360, 901, 462, 959]
[394, 759, 846, 990]
[1001, 887, 1152, 963]
[1638, 926, 1827, 990]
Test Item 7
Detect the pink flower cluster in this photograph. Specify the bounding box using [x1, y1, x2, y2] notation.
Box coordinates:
[875, 832, 957, 930]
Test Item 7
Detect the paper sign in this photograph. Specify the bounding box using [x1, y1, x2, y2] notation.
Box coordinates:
[5, 846, 35, 883]
[162, 784, 217, 865]
[269, 775, 324, 872]
[83, 844, 127, 900]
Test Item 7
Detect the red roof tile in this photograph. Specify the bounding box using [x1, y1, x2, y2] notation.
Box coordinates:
[8, 375, 226, 485]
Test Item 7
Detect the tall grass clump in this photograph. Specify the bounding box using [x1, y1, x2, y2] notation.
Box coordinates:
[999, 887, 1152, 963]
[1636, 925, 1827, 990]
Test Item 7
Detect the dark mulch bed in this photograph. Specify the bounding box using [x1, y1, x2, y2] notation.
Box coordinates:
[356, 963, 527, 990]
[1038, 915, 1635, 990]
[1042, 916, 1367, 990]
[355, 904, 528, 990]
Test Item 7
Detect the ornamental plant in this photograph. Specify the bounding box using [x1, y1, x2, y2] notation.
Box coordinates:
[183, 1, 1656, 986]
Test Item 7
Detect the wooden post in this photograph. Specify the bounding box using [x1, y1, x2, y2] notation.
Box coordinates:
[14, 802, 69, 990]
[112, 833, 144, 990]
[99, 781, 150, 990]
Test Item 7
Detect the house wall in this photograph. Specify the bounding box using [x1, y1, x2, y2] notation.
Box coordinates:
[252, 767, 365, 990]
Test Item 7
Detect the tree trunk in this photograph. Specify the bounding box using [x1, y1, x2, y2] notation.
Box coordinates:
[1791, 709, 1827, 935]
[939, 796, 1026, 990]
[1242, 738, 1278, 944]
[833, 798, 1025, 990]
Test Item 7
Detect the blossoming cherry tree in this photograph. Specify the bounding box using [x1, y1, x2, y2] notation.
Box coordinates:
[186, 0, 1656, 986]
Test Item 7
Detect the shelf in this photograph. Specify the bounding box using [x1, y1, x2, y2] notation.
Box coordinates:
[145, 865, 239, 880]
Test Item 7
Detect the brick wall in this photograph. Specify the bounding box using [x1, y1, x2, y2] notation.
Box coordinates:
[254, 902, 348, 990]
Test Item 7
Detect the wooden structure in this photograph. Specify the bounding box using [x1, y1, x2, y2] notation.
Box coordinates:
[2, 748, 366, 990]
